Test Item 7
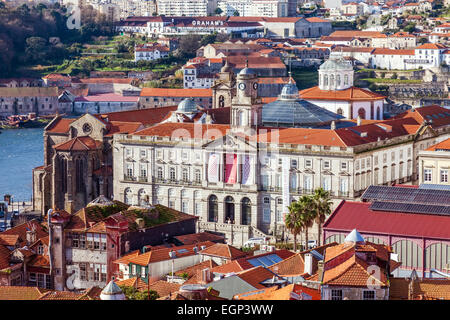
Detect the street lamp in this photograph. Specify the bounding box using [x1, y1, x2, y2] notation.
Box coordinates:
[169, 250, 176, 282]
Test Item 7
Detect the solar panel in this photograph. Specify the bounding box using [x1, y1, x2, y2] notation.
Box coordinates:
[370, 201, 450, 216]
[257, 256, 273, 267]
[419, 184, 450, 191]
[265, 254, 283, 264]
[362, 185, 450, 206]
[247, 258, 264, 267]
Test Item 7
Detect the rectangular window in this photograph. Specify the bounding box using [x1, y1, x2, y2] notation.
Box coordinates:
[93, 234, 100, 250]
[94, 264, 101, 281]
[304, 175, 312, 192]
[305, 159, 312, 168]
[291, 159, 297, 168]
[323, 160, 331, 170]
[141, 267, 146, 278]
[424, 169, 432, 182]
[363, 290, 375, 300]
[72, 233, 79, 248]
[29, 273, 36, 286]
[440, 170, 448, 183]
[140, 149, 146, 158]
[126, 164, 133, 177]
[194, 202, 201, 216]
[126, 148, 132, 157]
[140, 165, 147, 178]
[37, 273, 45, 288]
[80, 263, 87, 281]
[100, 234, 107, 251]
[132, 265, 136, 275]
[182, 201, 188, 213]
[331, 289, 343, 300]
[263, 208, 271, 223]
[101, 265, 107, 282]
[79, 234, 86, 249]
[86, 233, 94, 249]
[341, 162, 347, 170]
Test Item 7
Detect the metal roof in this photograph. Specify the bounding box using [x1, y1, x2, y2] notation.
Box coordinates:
[261, 98, 344, 127]
[323, 201, 450, 240]
[361, 185, 450, 206]
[419, 184, 450, 191]
[370, 201, 450, 216]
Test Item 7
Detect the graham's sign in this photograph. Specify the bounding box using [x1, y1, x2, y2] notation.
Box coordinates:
[192, 20, 224, 26]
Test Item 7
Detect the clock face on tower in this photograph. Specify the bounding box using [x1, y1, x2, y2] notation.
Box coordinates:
[253, 82, 258, 90]
[238, 83, 246, 90]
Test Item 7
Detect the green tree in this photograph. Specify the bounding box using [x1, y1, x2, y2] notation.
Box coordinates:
[214, 7, 223, 15]
[119, 285, 159, 300]
[201, 33, 217, 46]
[298, 195, 315, 249]
[233, 10, 240, 16]
[311, 188, 332, 247]
[285, 201, 303, 251]
[25, 37, 48, 63]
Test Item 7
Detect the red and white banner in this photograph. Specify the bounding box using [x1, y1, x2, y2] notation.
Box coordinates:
[241, 155, 253, 185]
[225, 153, 237, 184]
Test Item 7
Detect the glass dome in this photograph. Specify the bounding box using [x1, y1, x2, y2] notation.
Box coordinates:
[177, 98, 198, 113]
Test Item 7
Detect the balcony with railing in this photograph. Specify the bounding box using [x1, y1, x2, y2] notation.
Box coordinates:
[124, 175, 136, 182]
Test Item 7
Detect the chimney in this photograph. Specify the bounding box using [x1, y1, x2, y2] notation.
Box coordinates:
[303, 253, 313, 276]
[199, 268, 212, 284]
[357, 115, 362, 126]
[26, 229, 37, 245]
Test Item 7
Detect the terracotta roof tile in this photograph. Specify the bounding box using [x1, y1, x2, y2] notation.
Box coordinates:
[0, 286, 49, 300]
[268, 253, 305, 276]
[1, 220, 47, 248]
[148, 280, 182, 298]
[200, 243, 247, 260]
[140, 88, 212, 97]
[425, 138, 450, 151]
[237, 266, 278, 289]
[299, 86, 385, 101]
[53, 136, 102, 151]
[174, 232, 225, 245]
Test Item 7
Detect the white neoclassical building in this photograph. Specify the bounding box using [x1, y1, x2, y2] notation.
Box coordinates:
[300, 52, 385, 120]
[112, 59, 450, 247]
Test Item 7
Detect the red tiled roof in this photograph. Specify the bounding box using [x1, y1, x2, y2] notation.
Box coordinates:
[133, 122, 230, 139]
[0, 234, 19, 247]
[372, 48, 415, 55]
[122, 241, 215, 266]
[1, 220, 47, 248]
[200, 243, 247, 260]
[140, 88, 212, 97]
[330, 31, 387, 38]
[46, 118, 75, 134]
[53, 136, 102, 151]
[97, 106, 177, 126]
[0, 286, 49, 300]
[299, 86, 385, 101]
[425, 138, 450, 151]
[174, 232, 225, 245]
[323, 200, 450, 240]
[236, 266, 278, 289]
[416, 43, 447, 49]
[392, 105, 450, 128]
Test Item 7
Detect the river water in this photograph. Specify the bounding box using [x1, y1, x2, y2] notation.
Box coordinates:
[0, 128, 44, 202]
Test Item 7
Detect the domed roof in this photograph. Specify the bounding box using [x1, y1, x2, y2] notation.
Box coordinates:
[344, 229, 365, 243]
[280, 79, 299, 100]
[320, 53, 353, 72]
[238, 67, 255, 76]
[177, 98, 198, 113]
[100, 281, 126, 300]
[262, 95, 344, 128]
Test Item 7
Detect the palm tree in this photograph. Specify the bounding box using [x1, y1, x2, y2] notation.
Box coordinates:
[311, 188, 332, 247]
[298, 195, 315, 250]
[285, 201, 303, 251]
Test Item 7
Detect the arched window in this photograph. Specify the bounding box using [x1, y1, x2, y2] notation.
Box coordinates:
[337, 108, 343, 116]
[138, 189, 147, 206]
[325, 233, 346, 244]
[169, 167, 176, 181]
[336, 74, 341, 87]
[208, 195, 218, 222]
[182, 168, 189, 182]
[330, 74, 335, 88]
[224, 196, 235, 223]
[157, 167, 163, 180]
[324, 75, 328, 86]
[219, 95, 225, 108]
[425, 243, 450, 272]
[392, 240, 423, 270]
[344, 74, 349, 85]
[241, 198, 251, 225]
[75, 158, 85, 193]
[59, 156, 67, 194]
[194, 169, 201, 184]
[358, 108, 366, 119]
[364, 236, 386, 245]
[124, 188, 132, 205]
[376, 107, 381, 120]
